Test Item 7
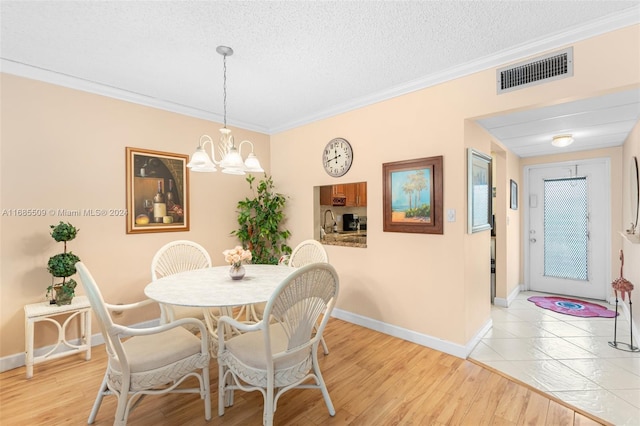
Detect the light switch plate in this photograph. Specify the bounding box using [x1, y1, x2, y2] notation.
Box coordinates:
[447, 209, 456, 222]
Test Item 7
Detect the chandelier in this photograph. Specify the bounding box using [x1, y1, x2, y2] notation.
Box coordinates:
[187, 46, 264, 175]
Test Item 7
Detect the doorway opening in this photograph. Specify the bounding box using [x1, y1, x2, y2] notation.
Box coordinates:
[524, 158, 611, 300]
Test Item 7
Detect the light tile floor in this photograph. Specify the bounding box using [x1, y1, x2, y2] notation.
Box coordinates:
[469, 291, 640, 425]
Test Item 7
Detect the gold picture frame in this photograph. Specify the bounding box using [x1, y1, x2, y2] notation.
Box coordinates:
[125, 147, 189, 234]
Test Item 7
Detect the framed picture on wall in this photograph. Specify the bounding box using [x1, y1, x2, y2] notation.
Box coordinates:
[467, 148, 492, 233]
[125, 147, 189, 234]
[510, 179, 518, 210]
[382, 156, 443, 234]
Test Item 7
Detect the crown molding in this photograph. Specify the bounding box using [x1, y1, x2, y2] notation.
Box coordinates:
[0, 59, 269, 134]
[269, 7, 640, 134]
[2, 6, 638, 136]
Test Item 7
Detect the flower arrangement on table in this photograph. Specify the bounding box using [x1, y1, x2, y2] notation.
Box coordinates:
[223, 246, 252, 280]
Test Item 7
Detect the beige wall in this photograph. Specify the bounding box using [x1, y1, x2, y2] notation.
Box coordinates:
[1, 24, 638, 361]
[269, 25, 639, 346]
[490, 139, 522, 302]
[622, 122, 640, 327]
[270, 94, 475, 344]
[0, 74, 270, 357]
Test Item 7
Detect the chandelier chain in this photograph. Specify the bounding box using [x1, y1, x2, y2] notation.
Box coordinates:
[223, 53, 227, 128]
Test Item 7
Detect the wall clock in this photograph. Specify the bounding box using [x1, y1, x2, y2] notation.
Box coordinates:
[322, 137, 353, 177]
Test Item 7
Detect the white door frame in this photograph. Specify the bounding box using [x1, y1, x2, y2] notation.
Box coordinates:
[523, 158, 611, 298]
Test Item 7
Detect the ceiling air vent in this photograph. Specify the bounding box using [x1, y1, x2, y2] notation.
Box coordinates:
[497, 47, 573, 94]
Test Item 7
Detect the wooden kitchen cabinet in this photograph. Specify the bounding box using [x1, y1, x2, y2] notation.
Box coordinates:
[356, 182, 367, 206]
[332, 184, 346, 196]
[320, 183, 366, 207]
[320, 186, 332, 205]
[345, 182, 367, 207]
[344, 184, 356, 206]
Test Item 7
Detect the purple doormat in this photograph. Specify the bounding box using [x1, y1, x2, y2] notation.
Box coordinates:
[527, 296, 618, 318]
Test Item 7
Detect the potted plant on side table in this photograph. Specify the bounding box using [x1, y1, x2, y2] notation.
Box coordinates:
[46, 221, 80, 306]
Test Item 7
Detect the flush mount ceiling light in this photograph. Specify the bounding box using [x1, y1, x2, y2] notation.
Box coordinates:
[187, 46, 264, 175]
[551, 134, 574, 148]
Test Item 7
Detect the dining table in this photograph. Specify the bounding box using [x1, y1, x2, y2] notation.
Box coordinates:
[144, 264, 297, 354]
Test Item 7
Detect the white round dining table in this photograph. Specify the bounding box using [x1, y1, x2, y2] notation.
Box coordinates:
[144, 264, 297, 308]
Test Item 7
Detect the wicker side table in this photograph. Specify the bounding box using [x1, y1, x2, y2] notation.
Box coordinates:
[24, 295, 92, 378]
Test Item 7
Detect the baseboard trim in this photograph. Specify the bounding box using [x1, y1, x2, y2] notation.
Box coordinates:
[0, 319, 159, 374]
[494, 284, 522, 307]
[3, 310, 499, 373]
[332, 308, 491, 359]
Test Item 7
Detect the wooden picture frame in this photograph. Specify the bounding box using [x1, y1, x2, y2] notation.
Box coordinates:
[125, 147, 189, 234]
[467, 148, 492, 233]
[510, 179, 518, 210]
[383, 156, 443, 234]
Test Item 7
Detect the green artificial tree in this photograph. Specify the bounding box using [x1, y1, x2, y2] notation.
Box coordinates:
[232, 175, 292, 264]
[46, 222, 80, 305]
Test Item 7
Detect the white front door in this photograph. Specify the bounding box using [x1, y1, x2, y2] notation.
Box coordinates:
[526, 159, 610, 300]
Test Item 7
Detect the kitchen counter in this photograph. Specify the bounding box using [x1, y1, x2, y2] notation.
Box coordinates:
[319, 231, 367, 248]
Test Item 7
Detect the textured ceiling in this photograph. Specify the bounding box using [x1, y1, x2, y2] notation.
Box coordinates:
[1, 1, 639, 155]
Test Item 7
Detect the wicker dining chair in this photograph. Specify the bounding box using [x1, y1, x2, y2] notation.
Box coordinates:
[217, 263, 339, 426]
[76, 262, 211, 426]
[250, 239, 331, 354]
[287, 239, 329, 267]
[151, 240, 213, 333]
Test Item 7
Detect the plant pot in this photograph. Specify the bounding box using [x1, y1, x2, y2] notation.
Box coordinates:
[53, 285, 73, 306]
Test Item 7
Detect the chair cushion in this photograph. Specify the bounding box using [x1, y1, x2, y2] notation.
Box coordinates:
[252, 302, 266, 318]
[115, 326, 203, 373]
[226, 324, 307, 370]
[172, 305, 208, 321]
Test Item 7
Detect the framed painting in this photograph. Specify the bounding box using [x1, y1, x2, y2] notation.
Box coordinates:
[510, 179, 518, 210]
[383, 156, 443, 234]
[467, 148, 492, 233]
[125, 147, 189, 234]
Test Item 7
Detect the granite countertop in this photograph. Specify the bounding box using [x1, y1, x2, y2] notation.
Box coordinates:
[319, 231, 367, 248]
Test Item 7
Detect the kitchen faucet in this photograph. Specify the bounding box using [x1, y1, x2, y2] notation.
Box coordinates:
[323, 209, 336, 234]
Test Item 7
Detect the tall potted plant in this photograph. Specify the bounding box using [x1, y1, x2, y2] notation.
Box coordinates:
[47, 221, 80, 306]
[232, 175, 292, 264]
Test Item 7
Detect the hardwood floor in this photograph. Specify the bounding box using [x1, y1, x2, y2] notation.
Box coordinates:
[0, 318, 610, 425]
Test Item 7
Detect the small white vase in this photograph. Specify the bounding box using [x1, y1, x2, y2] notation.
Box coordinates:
[229, 264, 246, 280]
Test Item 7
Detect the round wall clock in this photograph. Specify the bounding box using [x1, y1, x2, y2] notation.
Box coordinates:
[322, 137, 353, 177]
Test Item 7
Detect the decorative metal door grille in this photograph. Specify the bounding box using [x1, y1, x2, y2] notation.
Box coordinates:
[543, 177, 588, 281]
